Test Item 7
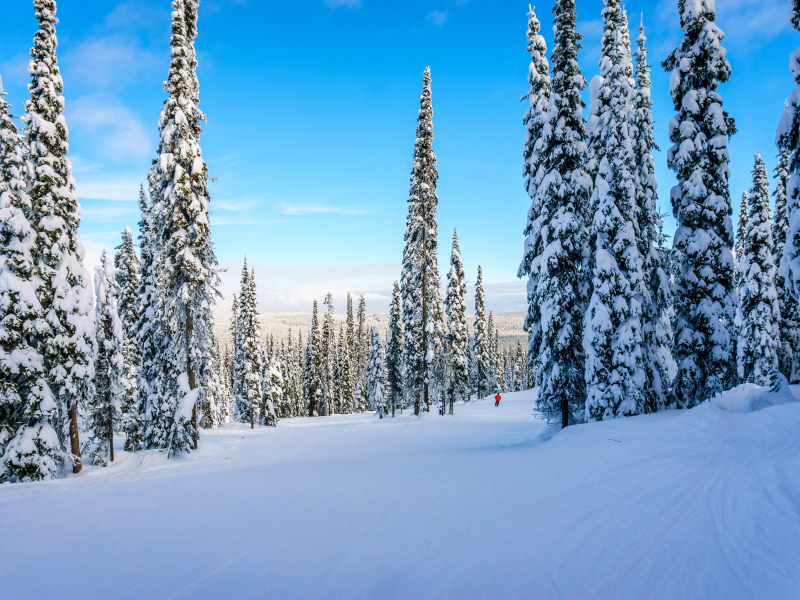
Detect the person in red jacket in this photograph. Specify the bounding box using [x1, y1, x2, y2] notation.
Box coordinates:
[495, 393, 501, 407]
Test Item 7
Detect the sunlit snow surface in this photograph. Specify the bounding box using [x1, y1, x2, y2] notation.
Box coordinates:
[1, 387, 799, 599]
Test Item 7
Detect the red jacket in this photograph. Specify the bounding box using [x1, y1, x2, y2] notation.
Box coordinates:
[494, 394, 501, 402]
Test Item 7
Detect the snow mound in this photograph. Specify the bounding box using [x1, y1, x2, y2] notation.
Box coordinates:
[713, 376, 799, 413]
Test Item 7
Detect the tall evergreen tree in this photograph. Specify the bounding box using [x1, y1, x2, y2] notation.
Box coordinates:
[89, 251, 124, 466]
[234, 262, 262, 427]
[632, 15, 675, 413]
[473, 266, 491, 399]
[25, 0, 95, 471]
[386, 281, 404, 416]
[0, 74, 59, 482]
[737, 155, 779, 386]
[444, 229, 469, 412]
[356, 296, 370, 412]
[401, 67, 444, 415]
[663, 0, 736, 407]
[583, 0, 646, 420]
[307, 300, 322, 416]
[735, 192, 748, 265]
[528, 0, 591, 427]
[321, 293, 335, 415]
[114, 227, 142, 450]
[146, 0, 219, 453]
[518, 6, 552, 371]
[773, 146, 800, 381]
[368, 328, 387, 418]
[135, 184, 159, 448]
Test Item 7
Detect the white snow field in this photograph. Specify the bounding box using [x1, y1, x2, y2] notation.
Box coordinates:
[1, 388, 799, 600]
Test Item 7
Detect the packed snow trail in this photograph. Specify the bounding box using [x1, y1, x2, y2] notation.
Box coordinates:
[1, 389, 798, 599]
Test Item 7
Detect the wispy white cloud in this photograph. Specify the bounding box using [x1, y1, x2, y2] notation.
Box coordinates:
[76, 176, 144, 202]
[325, 0, 361, 8]
[427, 9, 449, 26]
[68, 94, 152, 162]
[279, 203, 367, 215]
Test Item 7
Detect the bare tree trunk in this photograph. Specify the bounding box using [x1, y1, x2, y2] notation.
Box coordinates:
[186, 305, 198, 449]
[108, 404, 114, 462]
[449, 386, 454, 415]
[561, 397, 569, 429]
[68, 403, 82, 473]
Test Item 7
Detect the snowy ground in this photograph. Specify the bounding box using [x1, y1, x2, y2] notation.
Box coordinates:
[1, 388, 799, 599]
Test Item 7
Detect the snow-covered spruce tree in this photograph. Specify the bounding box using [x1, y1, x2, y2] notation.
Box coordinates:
[778, 3, 800, 334]
[356, 296, 371, 412]
[401, 68, 445, 415]
[25, 0, 95, 472]
[736, 155, 779, 386]
[340, 326, 355, 415]
[487, 311, 496, 392]
[135, 184, 160, 442]
[518, 6, 551, 373]
[735, 192, 748, 266]
[528, 0, 591, 427]
[368, 327, 387, 418]
[114, 227, 142, 451]
[386, 281, 404, 416]
[307, 300, 322, 416]
[662, 0, 737, 406]
[88, 251, 124, 466]
[583, 0, 646, 420]
[343, 293, 356, 412]
[493, 328, 504, 393]
[444, 228, 469, 413]
[0, 75, 59, 482]
[473, 266, 491, 399]
[259, 345, 279, 427]
[202, 339, 230, 427]
[146, 0, 219, 453]
[632, 15, 675, 413]
[234, 263, 262, 427]
[321, 293, 335, 415]
[773, 146, 800, 381]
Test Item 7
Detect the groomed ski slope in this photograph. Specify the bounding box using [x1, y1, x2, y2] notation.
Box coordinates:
[1, 388, 798, 599]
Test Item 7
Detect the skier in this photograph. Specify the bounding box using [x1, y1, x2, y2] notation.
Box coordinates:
[495, 393, 501, 407]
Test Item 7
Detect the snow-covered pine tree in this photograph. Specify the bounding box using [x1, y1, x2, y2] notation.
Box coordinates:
[386, 281, 404, 416]
[340, 325, 355, 415]
[583, 0, 646, 420]
[444, 229, 469, 413]
[632, 15, 675, 413]
[518, 6, 551, 375]
[88, 251, 124, 466]
[114, 227, 142, 450]
[146, 0, 219, 453]
[356, 296, 370, 412]
[401, 67, 444, 415]
[662, 0, 736, 406]
[234, 262, 262, 427]
[202, 339, 230, 427]
[493, 328, 504, 393]
[25, 0, 95, 473]
[0, 74, 59, 482]
[773, 146, 800, 381]
[368, 327, 387, 418]
[735, 192, 748, 267]
[135, 184, 160, 443]
[736, 155, 780, 386]
[321, 293, 335, 415]
[259, 347, 279, 427]
[528, 0, 591, 427]
[473, 266, 492, 399]
[486, 311, 496, 391]
[295, 330, 306, 416]
[307, 300, 322, 416]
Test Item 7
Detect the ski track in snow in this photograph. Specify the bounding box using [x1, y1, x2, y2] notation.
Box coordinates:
[1, 389, 799, 599]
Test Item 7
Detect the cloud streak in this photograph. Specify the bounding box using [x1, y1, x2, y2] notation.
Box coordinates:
[279, 203, 367, 215]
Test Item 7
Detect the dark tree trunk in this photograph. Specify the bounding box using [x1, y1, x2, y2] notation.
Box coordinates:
[186, 305, 198, 449]
[449, 386, 454, 415]
[561, 397, 569, 429]
[108, 404, 114, 462]
[69, 403, 81, 473]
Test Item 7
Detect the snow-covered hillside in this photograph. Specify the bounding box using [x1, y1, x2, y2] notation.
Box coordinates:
[1, 388, 798, 599]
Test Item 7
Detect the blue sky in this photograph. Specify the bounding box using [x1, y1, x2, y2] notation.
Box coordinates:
[2, 0, 797, 314]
